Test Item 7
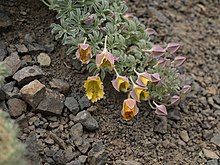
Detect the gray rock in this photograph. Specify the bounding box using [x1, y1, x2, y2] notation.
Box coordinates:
[78, 155, 87, 164]
[15, 44, 28, 53]
[0, 88, 5, 101]
[49, 132, 66, 150]
[88, 141, 108, 165]
[65, 97, 80, 115]
[213, 95, 220, 105]
[49, 78, 70, 94]
[210, 134, 220, 147]
[0, 100, 8, 111]
[13, 65, 44, 86]
[119, 160, 141, 165]
[208, 97, 215, 106]
[27, 43, 46, 52]
[154, 116, 168, 134]
[179, 130, 190, 142]
[78, 95, 91, 110]
[37, 89, 65, 115]
[75, 110, 99, 131]
[25, 132, 41, 165]
[70, 123, 83, 139]
[53, 150, 66, 165]
[199, 96, 207, 106]
[7, 98, 27, 118]
[20, 79, 46, 108]
[167, 108, 181, 121]
[148, 7, 170, 23]
[202, 130, 213, 140]
[16, 114, 28, 129]
[24, 33, 36, 44]
[66, 160, 81, 165]
[37, 53, 51, 67]
[0, 40, 7, 61]
[202, 148, 219, 159]
[3, 52, 21, 76]
[206, 160, 219, 165]
[64, 146, 75, 162]
[0, 12, 12, 31]
[77, 140, 91, 154]
[45, 43, 55, 53]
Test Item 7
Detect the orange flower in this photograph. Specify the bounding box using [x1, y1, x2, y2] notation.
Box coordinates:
[121, 98, 139, 121]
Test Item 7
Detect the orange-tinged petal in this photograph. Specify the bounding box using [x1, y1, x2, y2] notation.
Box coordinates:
[121, 98, 139, 121]
[76, 43, 92, 64]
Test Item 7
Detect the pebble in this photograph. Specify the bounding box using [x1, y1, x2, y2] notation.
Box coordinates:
[74, 110, 99, 131]
[210, 134, 220, 147]
[3, 52, 21, 76]
[66, 160, 81, 165]
[49, 78, 70, 94]
[64, 146, 75, 162]
[206, 160, 219, 165]
[2, 81, 20, 99]
[202, 148, 219, 159]
[78, 95, 91, 110]
[0, 12, 12, 31]
[49, 132, 66, 150]
[15, 44, 28, 53]
[37, 53, 51, 67]
[180, 130, 190, 142]
[27, 43, 46, 52]
[154, 116, 168, 134]
[53, 150, 66, 165]
[37, 89, 65, 115]
[20, 79, 46, 108]
[213, 95, 220, 105]
[167, 107, 181, 121]
[13, 65, 44, 86]
[24, 33, 36, 44]
[65, 97, 80, 115]
[148, 7, 170, 23]
[78, 155, 87, 164]
[202, 130, 213, 140]
[7, 98, 27, 118]
[70, 123, 83, 139]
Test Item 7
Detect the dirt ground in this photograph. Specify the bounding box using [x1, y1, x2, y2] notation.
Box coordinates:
[0, 0, 220, 164]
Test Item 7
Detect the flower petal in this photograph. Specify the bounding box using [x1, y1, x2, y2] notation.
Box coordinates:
[165, 43, 180, 54]
[155, 104, 167, 116]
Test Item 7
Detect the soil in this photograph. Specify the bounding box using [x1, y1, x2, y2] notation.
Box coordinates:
[0, 0, 220, 165]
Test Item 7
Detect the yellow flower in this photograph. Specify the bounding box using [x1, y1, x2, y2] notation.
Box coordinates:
[131, 86, 150, 102]
[111, 69, 130, 92]
[84, 76, 104, 103]
[96, 50, 115, 70]
[134, 69, 151, 87]
[75, 43, 92, 64]
[121, 98, 139, 121]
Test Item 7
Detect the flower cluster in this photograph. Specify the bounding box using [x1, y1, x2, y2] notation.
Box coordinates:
[45, 0, 191, 121]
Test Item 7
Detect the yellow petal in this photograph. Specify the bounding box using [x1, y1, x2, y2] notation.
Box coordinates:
[140, 91, 150, 100]
[140, 76, 150, 86]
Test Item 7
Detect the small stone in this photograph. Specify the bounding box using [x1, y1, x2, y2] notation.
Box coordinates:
[88, 141, 108, 165]
[0, 12, 12, 31]
[77, 140, 91, 154]
[202, 130, 213, 140]
[208, 97, 215, 106]
[0, 40, 7, 61]
[167, 108, 181, 121]
[37, 89, 65, 115]
[78, 155, 87, 164]
[213, 95, 220, 105]
[70, 123, 83, 139]
[20, 79, 46, 108]
[45, 43, 55, 53]
[210, 134, 220, 147]
[66, 160, 81, 165]
[53, 150, 66, 165]
[37, 53, 51, 67]
[206, 160, 219, 165]
[3, 52, 21, 76]
[0, 88, 5, 101]
[45, 138, 55, 145]
[75, 110, 99, 131]
[15, 44, 28, 53]
[148, 7, 170, 23]
[13, 65, 44, 86]
[64, 146, 75, 162]
[202, 148, 219, 159]
[27, 43, 46, 52]
[2, 81, 20, 99]
[49, 78, 70, 94]
[49, 132, 66, 150]
[120, 160, 141, 165]
[78, 95, 91, 110]
[65, 97, 80, 115]
[24, 33, 36, 44]
[7, 98, 27, 118]
[154, 116, 167, 134]
[199, 97, 207, 106]
[180, 130, 190, 142]
[16, 114, 28, 129]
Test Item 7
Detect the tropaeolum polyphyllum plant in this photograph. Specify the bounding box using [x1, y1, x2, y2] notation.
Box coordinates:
[42, 0, 191, 121]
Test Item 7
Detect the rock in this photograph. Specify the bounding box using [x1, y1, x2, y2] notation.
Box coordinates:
[0, 12, 12, 31]
[206, 160, 219, 165]
[25, 132, 41, 165]
[7, 98, 27, 118]
[37, 89, 65, 115]
[202, 130, 213, 140]
[70, 123, 83, 139]
[78, 95, 91, 110]
[75, 110, 99, 131]
[27, 43, 46, 52]
[49, 78, 70, 94]
[213, 95, 220, 105]
[24, 33, 36, 44]
[0, 100, 8, 111]
[20, 79, 46, 108]
[16, 114, 28, 129]
[77, 140, 91, 154]
[199, 97, 207, 106]
[179, 130, 190, 142]
[119, 160, 141, 165]
[202, 148, 219, 159]
[64, 146, 75, 162]
[15, 44, 28, 53]
[208, 97, 215, 106]
[21, 55, 33, 64]
[0, 88, 5, 101]
[78, 155, 87, 164]
[45, 43, 55, 53]
[0, 40, 7, 61]
[66, 160, 81, 165]
[88, 141, 108, 165]
[148, 7, 170, 23]
[37, 53, 51, 67]
[210, 134, 220, 147]
[49, 132, 66, 150]
[1, 81, 20, 99]
[167, 108, 181, 121]
[13, 65, 44, 86]
[65, 97, 80, 115]
[154, 116, 167, 134]
[53, 150, 66, 165]
[3, 52, 21, 76]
